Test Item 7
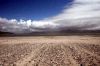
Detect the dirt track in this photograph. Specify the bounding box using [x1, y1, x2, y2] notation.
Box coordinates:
[0, 36, 100, 66]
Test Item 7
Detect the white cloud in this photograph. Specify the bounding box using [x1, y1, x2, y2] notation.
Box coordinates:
[0, 0, 100, 33]
[51, 0, 100, 29]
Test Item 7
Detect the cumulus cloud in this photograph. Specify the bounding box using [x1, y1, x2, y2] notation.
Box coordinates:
[0, 18, 58, 33]
[0, 0, 100, 33]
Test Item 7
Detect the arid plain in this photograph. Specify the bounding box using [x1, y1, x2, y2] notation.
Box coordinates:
[0, 36, 100, 66]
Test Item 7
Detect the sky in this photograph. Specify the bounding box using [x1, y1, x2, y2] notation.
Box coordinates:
[0, 0, 73, 20]
[0, 0, 100, 33]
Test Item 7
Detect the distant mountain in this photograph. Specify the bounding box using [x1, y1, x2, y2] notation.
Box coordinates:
[0, 30, 100, 36]
[0, 31, 14, 36]
[60, 29, 100, 33]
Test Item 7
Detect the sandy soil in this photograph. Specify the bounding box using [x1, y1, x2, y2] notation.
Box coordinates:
[0, 36, 100, 66]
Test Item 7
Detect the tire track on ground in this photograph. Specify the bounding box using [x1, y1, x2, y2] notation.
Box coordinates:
[15, 43, 100, 66]
[61, 44, 79, 66]
[15, 44, 47, 66]
[71, 44, 100, 66]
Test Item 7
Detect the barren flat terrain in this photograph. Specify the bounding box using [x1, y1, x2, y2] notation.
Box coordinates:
[0, 36, 100, 66]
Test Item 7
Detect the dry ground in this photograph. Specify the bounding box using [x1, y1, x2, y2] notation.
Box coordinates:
[0, 36, 100, 66]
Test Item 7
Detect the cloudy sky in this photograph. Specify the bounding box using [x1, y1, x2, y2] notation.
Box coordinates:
[0, 0, 100, 33]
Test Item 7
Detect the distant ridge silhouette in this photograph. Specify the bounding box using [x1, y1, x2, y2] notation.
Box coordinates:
[0, 30, 100, 36]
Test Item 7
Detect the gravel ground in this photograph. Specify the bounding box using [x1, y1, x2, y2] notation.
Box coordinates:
[0, 36, 100, 66]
